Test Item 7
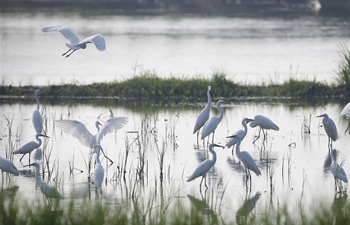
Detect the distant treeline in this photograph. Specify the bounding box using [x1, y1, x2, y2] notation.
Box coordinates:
[2, 0, 348, 16]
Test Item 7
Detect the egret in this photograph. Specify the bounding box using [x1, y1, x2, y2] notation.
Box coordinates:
[42, 26, 106, 58]
[250, 115, 279, 144]
[27, 162, 63, 202]
[0, 156, 19, 180]
[13, 133, 49, 163]
[227, 135, 261, 188]
[340, 102, 350, 118]
[55, 117, 129, 150]
[201, 100, 226, 143]
[193, 86, 211, 143]
[226, 118, 254, 154]
[187, 143, 225, 190]
[340, 102, 350, 133]
[329, 143, 348, 192]
[317, 113, 338, 145]
[93, 145, 104, 193]
[32, 89, 43, 135]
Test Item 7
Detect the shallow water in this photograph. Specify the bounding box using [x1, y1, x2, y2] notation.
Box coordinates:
[1, 100, 349, 221]
[1, 13, 349, 86]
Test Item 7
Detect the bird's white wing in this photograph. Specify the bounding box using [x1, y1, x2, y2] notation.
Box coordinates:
[97, 117, 129, 143]
[340, 102, 350, 118]
[55, 120, 94, 148]
[42, 26, 80, 45]
[79, 34, 106, 51]
[0, 157, 19, 175]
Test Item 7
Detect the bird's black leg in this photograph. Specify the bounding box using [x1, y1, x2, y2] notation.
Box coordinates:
[253, 128, 261, 144]
[100, 148, 114, 165]
[212, 131, 215, 143]
[19, 154, 26, 162]
[200, 176, 204, 191]
[204, 176, 208, 189]
[65, 50, 76, 58]
[62, 49, 71, 56]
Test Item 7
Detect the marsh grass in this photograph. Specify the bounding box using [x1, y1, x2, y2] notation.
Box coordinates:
[335, 43, 350, 92]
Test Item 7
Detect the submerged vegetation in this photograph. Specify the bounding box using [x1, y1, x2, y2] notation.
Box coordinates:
[1, 189, 350, 225]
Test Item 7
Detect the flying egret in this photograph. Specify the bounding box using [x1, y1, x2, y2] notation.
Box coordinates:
[42, 26, 106, 58]
[27, 162, 63, 202]
[187, 143, 225, 190]
[55, 117, 128, 150]
[0, 156, 19, 180]
[226, 118, 254, 154]
[317, 113, 338, 145]
[201, 100, 226, 143]
[340, 102, 350, 133]
[329, 143, 348, 192]
[13, 134, 50, 163]
[227, 135, 261, 188]
[32, 89, 43, 135]
[93, 145, 104, 193]
[250, 115, 279, 144]
[193, 86, 211, 143]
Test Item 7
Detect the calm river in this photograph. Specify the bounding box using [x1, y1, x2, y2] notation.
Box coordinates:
[1, 12, 349, 86]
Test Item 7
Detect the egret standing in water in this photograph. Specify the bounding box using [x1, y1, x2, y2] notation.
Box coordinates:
[0, 156, 19, 180]
[226, 118, 254, 154]
[32, 89, 43, 135]
[340, 102, 350, 133]
[317, 113, 338, 146]
[250, 115, 279, 144]
[201, 100, 226, 143]
[227, 135, 261, 189]
[27, 162, 63, 203]
[93, 145, 104, 193]
[193, 86, 211, 144]
[329, 142, 348, 192]
[13, 134, 49, 163]
[187, 143, 225, 190]
[42, 26, 106, 58]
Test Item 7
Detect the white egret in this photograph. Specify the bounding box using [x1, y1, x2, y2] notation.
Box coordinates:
[250, 115, 279, 144]
[201, 100, 226, 142]
[42, 26, 106, 58]
[0, 156, 19, 180]
[227, 135, 261, 188]
[32, 89, 43, 135]
[187, 143, 225, 190]
[317, 113, 338, 145]
[329, 143, 348, 192]
[55, 117, 129, 150]
[193, 86, 211, 142]
[27, 162, 63, 201]
[226, 118, 254, 154]
[13, 134, 49, 163]
[340, 102, 350, 118]
[93, 145, 104, 193]
[340, 102, 350, 133]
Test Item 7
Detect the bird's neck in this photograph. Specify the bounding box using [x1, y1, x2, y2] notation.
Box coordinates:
[235, 140, 241, 155]
[217, 106, 224, 121]
[242, 122, 248, 136]
[206, 91, 211, 107]
[209, 148, 217, 163]
[35, 167, 43, 186]
[96, 150, 101, 165]
[35, 96, 40, 110]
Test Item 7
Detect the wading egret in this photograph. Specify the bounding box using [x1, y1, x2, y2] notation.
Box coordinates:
[55, 117, 129, 150]
[329, 143, 348, 192]
[13, 134, 49, 163]
[227, 135, 261, 188]
[93, 145, 104, 193]
[193, 86, 211, 143]
[0, 157, 19, 179]
[42, 26, 106, 58]
[250, 115, 279, 144]
[201, 100, 226, 142]
[226, 118, 254, 154]
[27, 162, 63, 201]
[340, 102, 350, 133]
[317, 113, 338, 145]
[32, 89, 43, 135]
[187, 143, 225, 190]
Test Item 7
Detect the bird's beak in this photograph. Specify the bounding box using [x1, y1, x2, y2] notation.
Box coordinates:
[214, 144, 225, 149]
[316, 114, 324, 118]
[40, 134, 50, 138]
[24, 163, 34, 167]
[245, 118, 254, 124]
[226, 135, 237, 139]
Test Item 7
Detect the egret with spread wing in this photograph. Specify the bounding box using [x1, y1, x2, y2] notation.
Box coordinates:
[42, 26, 106, 58]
